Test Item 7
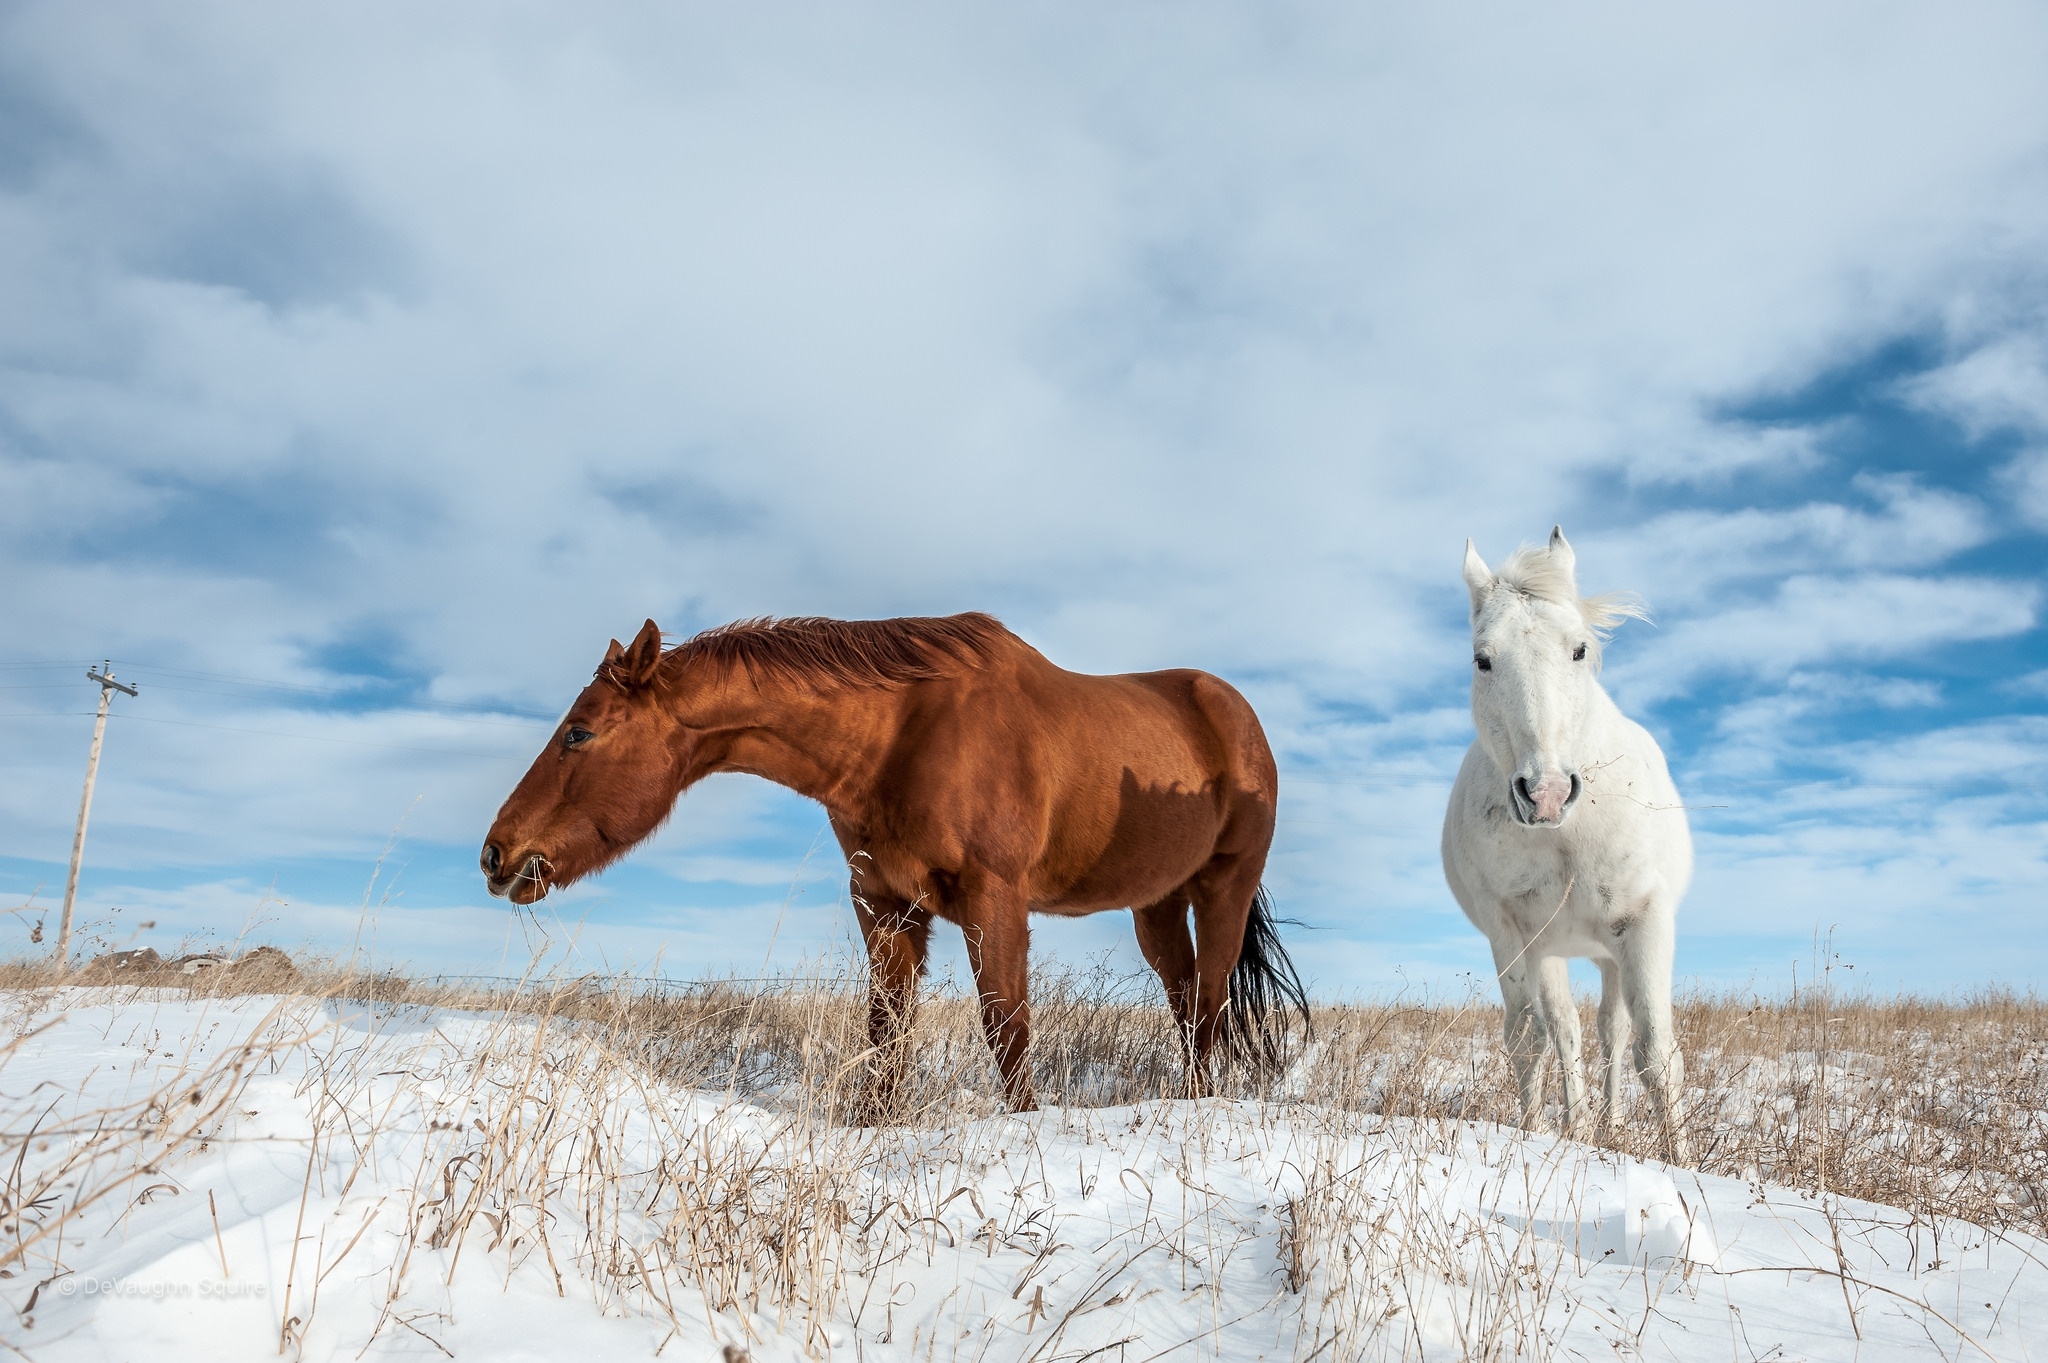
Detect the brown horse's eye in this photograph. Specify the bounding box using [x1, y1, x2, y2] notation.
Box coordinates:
[1572, 643, 1587, 662]
[564, 726, 595, 748]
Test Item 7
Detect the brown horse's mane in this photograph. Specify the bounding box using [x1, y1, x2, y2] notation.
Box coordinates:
[661, 612, 1012, 689]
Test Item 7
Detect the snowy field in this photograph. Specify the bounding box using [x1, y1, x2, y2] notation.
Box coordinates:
[3, 987, 2043, 1362]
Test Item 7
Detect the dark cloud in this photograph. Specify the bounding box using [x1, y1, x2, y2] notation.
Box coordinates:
[0, 53, 94, 189]
[134, 165, 414, 310]
[593, 467, 763, 538]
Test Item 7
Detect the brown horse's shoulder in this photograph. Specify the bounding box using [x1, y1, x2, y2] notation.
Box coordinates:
[1117, 666, 1255, 713]
[1131, 668, 1276, 791]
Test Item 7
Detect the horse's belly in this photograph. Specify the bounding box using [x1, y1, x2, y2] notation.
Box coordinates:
[1033, 809, 1223, 913]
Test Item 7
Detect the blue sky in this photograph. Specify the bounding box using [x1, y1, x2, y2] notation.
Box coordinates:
[3, 2, 2045, 995]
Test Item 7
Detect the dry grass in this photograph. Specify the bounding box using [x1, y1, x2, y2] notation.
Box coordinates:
[3, 950, 2044, 1359]
[7, 950, 2044, 1231]
[1292, 983, 2048, 1237]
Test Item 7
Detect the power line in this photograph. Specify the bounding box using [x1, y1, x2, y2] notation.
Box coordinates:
[129, 681, 553, 727]
[102, 713, 526, 758]
[0, 658, 559, 721]
[120, 666, 556, 717]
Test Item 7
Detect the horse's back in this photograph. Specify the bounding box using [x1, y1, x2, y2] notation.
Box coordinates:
[945, 651, 1275, 911]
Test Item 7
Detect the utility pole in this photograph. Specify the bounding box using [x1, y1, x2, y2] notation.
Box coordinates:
[56, 663, 137, 966]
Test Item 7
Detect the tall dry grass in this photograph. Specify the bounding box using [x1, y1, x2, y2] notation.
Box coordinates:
[3, 950, 2043, 1358]
[7, 951, 2042, 1231]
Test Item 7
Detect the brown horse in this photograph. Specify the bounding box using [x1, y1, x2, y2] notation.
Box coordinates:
[481, 613, 1306, 1114]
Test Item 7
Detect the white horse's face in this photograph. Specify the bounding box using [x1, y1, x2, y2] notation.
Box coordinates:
[1463, 530, 1601, 828]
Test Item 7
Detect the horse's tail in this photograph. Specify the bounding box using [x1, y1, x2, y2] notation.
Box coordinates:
[1221, 885, 1312, 1074]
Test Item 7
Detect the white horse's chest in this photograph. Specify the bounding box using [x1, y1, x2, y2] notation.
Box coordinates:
[1444, 739, 1685, 950]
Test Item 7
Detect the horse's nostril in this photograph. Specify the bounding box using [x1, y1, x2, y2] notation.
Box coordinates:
[482, 843, 501, 875]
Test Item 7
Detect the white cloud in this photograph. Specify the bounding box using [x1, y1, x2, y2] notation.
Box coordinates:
[1896, 324, 2048, 531]
[1692, 673, 1944, 784]
[1901, 332, 2048, 438]
[2000, 447, 2048, 531]
[1610, 574, 2038, 706]
[1575, 477, 1994, 614]
[1658, 718, 2048, 989]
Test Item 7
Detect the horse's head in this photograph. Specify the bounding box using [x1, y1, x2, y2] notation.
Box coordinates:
[1462, 527, 1641, 829]
[482, 619, 689, 903]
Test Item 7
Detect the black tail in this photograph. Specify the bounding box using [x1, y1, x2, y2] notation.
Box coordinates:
[1221, 886, 1312, 1074]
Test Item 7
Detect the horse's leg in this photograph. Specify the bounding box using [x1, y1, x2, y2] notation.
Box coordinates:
[1533, 954, 1586, 1135]
[1595, 958, 1632, 1135]
[854, 890, 931, 1123]
[1491, 938, 1547, 1128]
[1132, 893, 1200, 1092]
[1186, 855, 1262, 1084]
[1615, 910, 1690, 1163]
[959, 884, 1037, 1112]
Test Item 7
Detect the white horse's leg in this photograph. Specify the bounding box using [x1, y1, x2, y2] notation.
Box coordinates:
[1616, 912, 1690, 1164]
[1595, 958, 1631, 1135]
[1533, 954, 1586, 1134]
[1492, 941, 1547, 1128]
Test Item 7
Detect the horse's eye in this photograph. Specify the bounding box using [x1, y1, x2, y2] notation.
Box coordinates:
[1572, 643, 1587, 662]
[564, 726, 595, 748]
[1474, 655, 1492, 672]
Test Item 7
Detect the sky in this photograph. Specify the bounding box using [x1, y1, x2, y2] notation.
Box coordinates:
[2, 1, 2045, 997]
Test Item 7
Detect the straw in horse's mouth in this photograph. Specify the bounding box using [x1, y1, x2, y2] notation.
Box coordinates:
[488, 854, 552, 900]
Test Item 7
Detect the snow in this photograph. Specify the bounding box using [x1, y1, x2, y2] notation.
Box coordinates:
[3, 989, 2042, 1360]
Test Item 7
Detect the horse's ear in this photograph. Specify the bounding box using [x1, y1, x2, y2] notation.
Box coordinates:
[1548, 525, 1577, 582]
[1462, 540, 1493, 612]
[593, 634, 622, 683]
[621, 619, 664, 688]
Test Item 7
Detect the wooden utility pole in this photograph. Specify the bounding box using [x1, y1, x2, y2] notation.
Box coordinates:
[56, 663, 137, 966]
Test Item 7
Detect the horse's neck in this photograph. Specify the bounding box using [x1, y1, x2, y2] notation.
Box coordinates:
[1579, 681, 1667, 781]
[671, 663, 890, 809]
[1576, 679, 1634, 746]
[1582, 678, 1628, 731]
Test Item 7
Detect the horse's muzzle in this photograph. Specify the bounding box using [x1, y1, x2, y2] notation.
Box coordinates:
[481, 842, 552, 901]
[1511, 771, 1581, 827]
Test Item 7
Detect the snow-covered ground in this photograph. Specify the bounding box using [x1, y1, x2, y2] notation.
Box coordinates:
[3, 989, 2040, 1361]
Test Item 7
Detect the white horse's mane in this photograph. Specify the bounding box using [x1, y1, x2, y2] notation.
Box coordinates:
[1493, 545, 1651, 639]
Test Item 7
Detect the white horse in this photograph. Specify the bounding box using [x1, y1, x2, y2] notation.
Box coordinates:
[1442, 527, 1692, 1163]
